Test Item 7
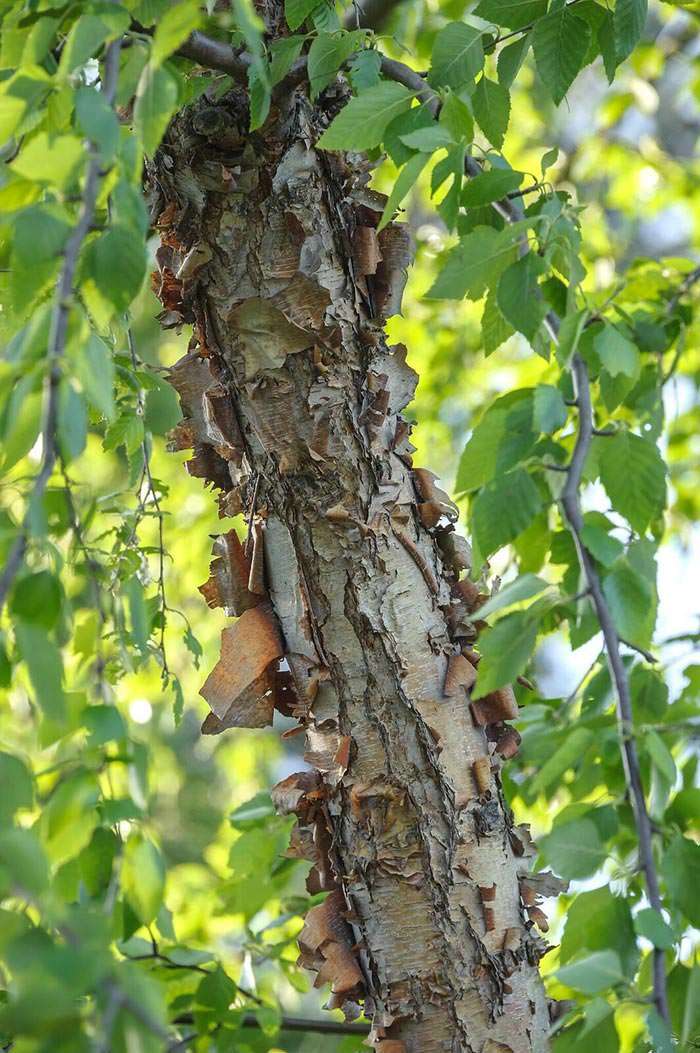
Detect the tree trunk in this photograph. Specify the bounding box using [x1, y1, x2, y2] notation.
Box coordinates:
[150, 74, 552, 1053]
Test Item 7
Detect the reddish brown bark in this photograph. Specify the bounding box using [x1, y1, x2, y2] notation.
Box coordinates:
[151, 77, 555, 1053]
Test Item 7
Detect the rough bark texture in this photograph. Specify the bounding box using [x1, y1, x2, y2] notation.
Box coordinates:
[150, 72, 555, 1053]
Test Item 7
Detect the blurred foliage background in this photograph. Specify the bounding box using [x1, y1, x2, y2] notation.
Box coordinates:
[1, 0, 700, 1050]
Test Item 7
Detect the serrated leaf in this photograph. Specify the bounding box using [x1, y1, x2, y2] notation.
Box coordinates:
[663, 835, 700, 927]
[471, 466, 542, 558]
[614, 0, 647, 63]
[556, 950, 624, 994]
[134, 62, 179, 155]
[594, 323, 640, 378]
[580, 523, 623, 567]
[75, 333, 115, 421]
[457, 390, 536, 492]
[474, 609, 540, 693]
[497, 252, 547, 341]
[530, 727, 594, 796]
[400, 124, 454, 152]
[308, 30, 364, 99]
[472, 76, 510, 148]
[532, 8, 591, 105]
[602, 557, 655, 647]
[316, 81, 412, 151]
[269, 35, 305, 85]
[285, 0, 321, 30]
[122, 834, 165, 924]
[475, 573, 548, 619]
[481, 287, 514, 355]
[429, 22, 484, 90]
[426, 222, 529, 301]
[497, 32, 531, 87]
[474, 0, 547, 30]
[439, 91, 474, 141]
[15, 622, 66, 724]
[645, 729, 676, 786]
[151, 0, 201, 66]
[634, 908, 675, 950]
[377, 152, 428, 232]
[533, 383, 567, 432]
[598, 431, 666, 533]
[462, 167, 523, 207]
[349, 48, 382, 91]
[540, 818, 606, 879]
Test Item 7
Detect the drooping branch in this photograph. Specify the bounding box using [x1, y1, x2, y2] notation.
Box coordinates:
[0, 29, 122, 616]
[560, 352, 669, 1025]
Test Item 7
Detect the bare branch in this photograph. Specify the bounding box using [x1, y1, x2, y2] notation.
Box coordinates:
[560, 352, 669, 1025]
[0, 28, 123, 617]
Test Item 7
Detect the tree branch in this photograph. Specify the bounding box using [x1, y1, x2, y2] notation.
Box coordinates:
[0, 28, 122, 617]
[560, 352, 669, 1026]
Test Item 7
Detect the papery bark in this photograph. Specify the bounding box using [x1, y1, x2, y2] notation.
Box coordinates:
[150, 72, 554, 1053]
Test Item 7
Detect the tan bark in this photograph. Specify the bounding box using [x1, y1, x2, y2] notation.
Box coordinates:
[151, 77, 555, 1053]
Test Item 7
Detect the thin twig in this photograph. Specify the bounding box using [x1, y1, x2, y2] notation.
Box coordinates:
[560, 353, 669, 1025]
[0, 30, 122, 616]
[127, 327, 170, 681]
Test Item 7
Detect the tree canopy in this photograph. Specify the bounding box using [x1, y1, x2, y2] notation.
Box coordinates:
[1, 0, 700, 1050]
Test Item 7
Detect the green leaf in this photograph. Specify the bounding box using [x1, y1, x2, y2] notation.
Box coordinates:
[269, 35, 305, 85]
[247, 60, 271, 131]
[533, 383, 567, 433]
[84, 704, 127, 746]
[580, 523, 623, 567]
[462, 167, 523, 207]
[79, 827, 118, 896]
[614, 0, 647, 63]
[348, 48, 382, 91]
[377, 152, 429, 232]
[594, 323, 640, 378]
[40, 771, 99, 864]
[532, 7, 592, 105]
[471, 467, 542, 559]
[196, 965, 237, 1015]
[598, 431, 666, 533]
[426, 222, 528, 300]
[57, 381, 87, 463]
[474, 610, 539, 694]
[647, 1010, 674, 1053]
[664, 835, 700, 927]
[562, 887, 639, 975]
[11, 571, 61, 629]
[634, 908, 675, 950]
[400, 125, 454, 152]
[75, 86, 120, 164]
[316, 81, 412, 151]
[457, 390, 536, 492]
[497, 252, 548, 342]
[83, 225, 147, 319]
[482, 287, 514, 354]
[75, 333, 115, 421]
[151, 0, 202, 66]
[474, 573, 548, 619]
[122, 834, 165, 925]
[15, 622, 66, 724]
[472, 76, 510, 149]
[497, 33, 531, 88]
[474, 0, 547, 30]
[0, 828, 49, 896]
[429, 22, 484, 90]
[530, 727, 594, 796]
[12, 133, 84, 189]
[58, 10, 129, 75]
[602, 557, 655, 648]
[134, 63, 179, 156]
[439, 91, 474, 142]
[308, 31, 364, 99]
[0, 752, 33, 827]
[645, 729, 676, 786]
[539, 818, 606, 879]
[285, 0, 322, 29]
[556, 950, 624, 994]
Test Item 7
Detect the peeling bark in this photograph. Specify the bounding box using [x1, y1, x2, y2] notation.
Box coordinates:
[150, 71, 554, 1053]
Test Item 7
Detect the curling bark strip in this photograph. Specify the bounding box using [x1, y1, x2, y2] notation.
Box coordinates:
[150, 75, 555, 1053]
